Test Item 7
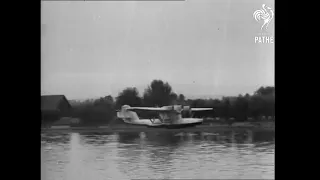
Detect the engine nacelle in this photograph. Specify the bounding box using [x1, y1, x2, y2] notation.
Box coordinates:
[182, 106, 191, 111]
[171, 105, 191, 112]
[172, 105, 190, 112]
[172, 105, 182, 112]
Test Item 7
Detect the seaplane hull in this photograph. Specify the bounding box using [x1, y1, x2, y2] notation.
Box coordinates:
[122, 118, 203, 129]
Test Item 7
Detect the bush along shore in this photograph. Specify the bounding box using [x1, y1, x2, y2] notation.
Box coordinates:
[42, 80, 274, 128]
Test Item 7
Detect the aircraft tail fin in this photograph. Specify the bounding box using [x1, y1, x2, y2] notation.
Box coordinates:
[117, 105, 140, 122]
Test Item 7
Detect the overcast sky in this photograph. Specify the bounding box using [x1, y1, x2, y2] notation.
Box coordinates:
[41, 0, 274, 100]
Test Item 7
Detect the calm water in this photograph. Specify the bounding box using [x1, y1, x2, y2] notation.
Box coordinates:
[41, 130, 274, 180]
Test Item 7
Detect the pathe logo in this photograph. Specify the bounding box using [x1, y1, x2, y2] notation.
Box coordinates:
[253, 4, 274, 31]
[253, 4, 274, 44]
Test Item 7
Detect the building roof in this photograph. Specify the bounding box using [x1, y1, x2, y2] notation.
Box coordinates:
[41, 95, 71, 111]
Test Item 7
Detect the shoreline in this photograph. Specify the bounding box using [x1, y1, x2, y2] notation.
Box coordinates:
[41, 124, 274, 133]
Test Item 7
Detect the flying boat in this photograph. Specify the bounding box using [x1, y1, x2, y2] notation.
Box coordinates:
[116, 105, 213, 129]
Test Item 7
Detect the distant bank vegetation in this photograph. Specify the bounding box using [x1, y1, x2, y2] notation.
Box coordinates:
[69, 80, 274, 126]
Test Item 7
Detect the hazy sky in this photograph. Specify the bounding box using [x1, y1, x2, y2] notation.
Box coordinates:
[41, 0, 274, 100]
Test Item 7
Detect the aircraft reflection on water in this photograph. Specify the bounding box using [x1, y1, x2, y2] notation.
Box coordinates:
[41, 130, 274, 150]
[57, 130, 273, 146]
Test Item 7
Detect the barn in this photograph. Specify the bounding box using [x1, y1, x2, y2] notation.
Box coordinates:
[41, 95, 72, 125]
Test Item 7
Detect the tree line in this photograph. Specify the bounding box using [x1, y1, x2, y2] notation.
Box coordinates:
[70, 80, 274, 125]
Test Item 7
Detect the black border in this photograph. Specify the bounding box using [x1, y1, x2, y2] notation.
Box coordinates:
[275, 0, 311, 179]
[6, 0, 304, 179]
[5, 0, 41, 179]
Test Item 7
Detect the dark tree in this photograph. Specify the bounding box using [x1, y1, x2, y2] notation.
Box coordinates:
[233, 95, 249, 122]
[143, 80, 177, 106]
[116, 87, 142, 109]
[254, 86, 275, 96]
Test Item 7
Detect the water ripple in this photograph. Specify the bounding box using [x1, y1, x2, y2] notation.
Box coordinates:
[41, 130, 274, 180]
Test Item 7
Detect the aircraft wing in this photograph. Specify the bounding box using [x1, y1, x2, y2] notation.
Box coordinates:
[126, 106, 213, 112]
[191, 108, 213, 111]
[127, 107, 170, 111]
